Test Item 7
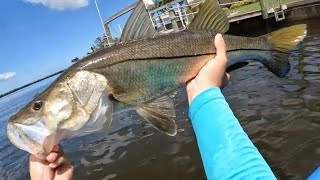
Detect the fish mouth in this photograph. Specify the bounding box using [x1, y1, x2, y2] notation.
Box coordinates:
[7, 119, 53, 159]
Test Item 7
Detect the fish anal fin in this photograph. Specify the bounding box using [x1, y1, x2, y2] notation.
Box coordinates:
[188, 0, 229, 33]
[136, 96, 177, 136]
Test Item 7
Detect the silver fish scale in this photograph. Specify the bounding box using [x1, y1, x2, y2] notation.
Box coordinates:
[80, 30, 216, 71]
[78, 31, 271, 103]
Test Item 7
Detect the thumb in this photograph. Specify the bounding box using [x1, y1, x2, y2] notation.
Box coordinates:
[214, 33, 227, 65]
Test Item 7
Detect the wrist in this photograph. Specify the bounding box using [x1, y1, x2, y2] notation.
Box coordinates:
[187, 85, 220, 104]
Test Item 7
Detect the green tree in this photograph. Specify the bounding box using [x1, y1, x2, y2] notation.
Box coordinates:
[92, 37, 105, 51]
[156, 0, 175, 7]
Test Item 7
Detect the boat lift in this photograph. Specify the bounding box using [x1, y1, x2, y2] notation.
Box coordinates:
[264, 0, 286, 21]
[271, 0, 286, 21]
[146, 0, 201, 34]
[103, 0, 289, 46]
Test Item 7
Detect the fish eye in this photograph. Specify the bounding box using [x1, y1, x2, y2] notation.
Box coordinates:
[32, 101, 43, 111]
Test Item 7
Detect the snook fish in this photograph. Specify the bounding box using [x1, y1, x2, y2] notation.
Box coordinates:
[7, 0, 306, 157]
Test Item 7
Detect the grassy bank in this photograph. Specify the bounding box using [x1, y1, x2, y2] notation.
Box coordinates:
[226, 0, 303, 17]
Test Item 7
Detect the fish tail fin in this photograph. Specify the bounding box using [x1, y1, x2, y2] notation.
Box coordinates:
[263, 24, 307, 78]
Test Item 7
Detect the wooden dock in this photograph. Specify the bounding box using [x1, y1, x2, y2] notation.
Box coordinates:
[105, 0, 320, 42]
[228, 0, 320, 22]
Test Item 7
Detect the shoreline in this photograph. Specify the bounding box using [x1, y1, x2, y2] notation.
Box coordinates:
[0, 70, 64, 99]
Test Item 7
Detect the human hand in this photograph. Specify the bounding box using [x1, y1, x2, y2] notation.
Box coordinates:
[186, 33, 230, 104]
[29, 145, 74, 180]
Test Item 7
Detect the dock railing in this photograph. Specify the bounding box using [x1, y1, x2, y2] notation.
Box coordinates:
[147, 0, 202, 33]
[103, 0, 297, 45]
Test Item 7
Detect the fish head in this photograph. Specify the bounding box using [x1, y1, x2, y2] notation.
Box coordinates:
[7, 71, 112, 158]
[7, 82, 76, 158]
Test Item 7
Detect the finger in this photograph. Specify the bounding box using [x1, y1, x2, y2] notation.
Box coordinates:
[186, 80, 196, 104]
[226, 73, 230, 81]
[30, 154, 46, 164]
[214, 33, 227, 64]
[46, 152, 59, 163]
[29, 154, 56, 180]
[46, 144, 64, 163]
[49, 155, 71, 169]
[53, 144, 64, 157]
[55, 165, 74, 179]
[51, 144, 60, 153]
[221, 73, 230, 89]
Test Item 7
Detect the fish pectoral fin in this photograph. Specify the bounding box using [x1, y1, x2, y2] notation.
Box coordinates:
[59, 106, 90, 131]
[136, 96, 177, 136]
[187, 0, 229, 33]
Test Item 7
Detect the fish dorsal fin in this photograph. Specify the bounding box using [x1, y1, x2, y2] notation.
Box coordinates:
[120, 0, 158, 42]
[188, 0, 229, 33]
[136, 95, 177, 136]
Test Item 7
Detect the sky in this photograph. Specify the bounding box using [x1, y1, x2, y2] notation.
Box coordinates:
[0, 0, 137, 94]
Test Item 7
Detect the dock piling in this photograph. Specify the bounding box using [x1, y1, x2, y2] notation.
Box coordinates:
[259, 0, 269, 19]
[169, 8, 179, 32]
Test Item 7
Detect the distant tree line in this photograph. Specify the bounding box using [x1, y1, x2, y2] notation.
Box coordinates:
[156, 0, 176, 7]
[0, 70, 64, 99]
[71, 35, 120, 63]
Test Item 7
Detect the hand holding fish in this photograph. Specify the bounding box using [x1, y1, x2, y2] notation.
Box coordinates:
[29, 145, 73, 180]
[186, 33, 230, 104]
[7, 0, 307, 155]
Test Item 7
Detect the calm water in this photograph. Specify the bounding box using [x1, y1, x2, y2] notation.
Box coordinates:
[1, 18, 320, 180]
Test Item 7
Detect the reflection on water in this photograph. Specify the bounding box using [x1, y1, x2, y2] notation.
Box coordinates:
[224, 19, 320, 179]
[0, 18, 320, 180]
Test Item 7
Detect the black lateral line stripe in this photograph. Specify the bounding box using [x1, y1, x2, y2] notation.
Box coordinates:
[88, 49, 287, 70]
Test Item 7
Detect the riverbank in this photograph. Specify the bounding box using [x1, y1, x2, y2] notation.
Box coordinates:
[0, 70, 63, 99]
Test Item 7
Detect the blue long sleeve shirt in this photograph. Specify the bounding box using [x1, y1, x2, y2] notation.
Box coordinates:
[189, 87, 276, 180]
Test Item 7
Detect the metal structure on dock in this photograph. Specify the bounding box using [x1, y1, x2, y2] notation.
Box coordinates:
[102, 0, 298, 46]
[103, 0, 202, 46]
[273, 0, 286, 21]
[102, 2, 137, 46]
[260, 0, 286, 21]
[146, 0, 202, 34]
